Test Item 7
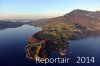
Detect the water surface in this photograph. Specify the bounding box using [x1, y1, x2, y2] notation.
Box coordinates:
[0, 25, 100, 66]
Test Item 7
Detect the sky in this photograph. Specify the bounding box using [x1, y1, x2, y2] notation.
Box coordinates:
[0, 0, 100, 19]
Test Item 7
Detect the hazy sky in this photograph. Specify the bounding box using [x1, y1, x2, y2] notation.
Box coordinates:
[0, 0, 100, 19]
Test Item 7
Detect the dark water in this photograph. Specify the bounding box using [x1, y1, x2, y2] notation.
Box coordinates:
[0, 25, 100, 66]
[68, 37, 100, 66]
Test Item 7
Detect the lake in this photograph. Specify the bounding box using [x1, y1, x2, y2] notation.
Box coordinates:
[0, 25, 100, 66]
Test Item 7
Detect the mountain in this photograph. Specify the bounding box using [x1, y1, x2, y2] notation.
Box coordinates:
[25, 9, 100, 61]
[29, 9, 100, 39]
[0, 9, 100, 35]
[64, 9, 100, 29]
[31, 9, 100, 31]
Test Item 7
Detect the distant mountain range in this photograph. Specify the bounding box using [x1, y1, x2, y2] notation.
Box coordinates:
[0, 9, 100, 33]
[0, 21, 25, 29]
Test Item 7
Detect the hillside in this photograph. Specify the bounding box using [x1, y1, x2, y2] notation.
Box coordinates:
[26, 9, 100, 61]
[31, 9, 100, 31]
[26, 30, 70, 60]
[29, 9, 100, 38]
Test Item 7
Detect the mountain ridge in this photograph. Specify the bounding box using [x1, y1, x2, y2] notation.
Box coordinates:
[31, 9, 100, 31]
